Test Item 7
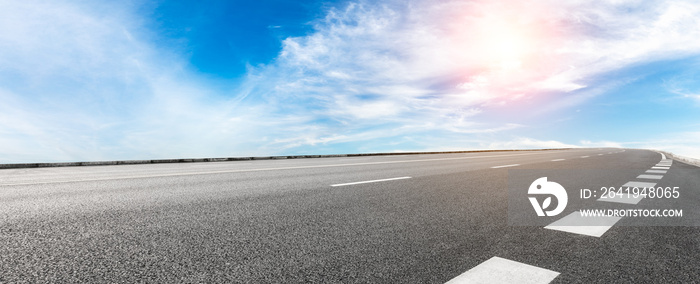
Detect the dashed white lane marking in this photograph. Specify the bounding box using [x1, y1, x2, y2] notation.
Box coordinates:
[646, 170, 667, 174]
[597, 154, 604, 156]
[330, 176, 411, 187]
[545, 211, 621, 237]
[491, 164, 520, 168]
[622, 181, 657, 188]
[581, 156, 589, 158]
[637, 174, 663, 180]
[651, 166, 670, 170]
[657, 163, 672, 167]
[445, 256, 559, 284]
[551, 159, 565, 161]
[0, 152, 563, 186]
[598, 194, 645, 205]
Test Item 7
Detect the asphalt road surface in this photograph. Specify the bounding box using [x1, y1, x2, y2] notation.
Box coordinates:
[1, 148, 699, 283]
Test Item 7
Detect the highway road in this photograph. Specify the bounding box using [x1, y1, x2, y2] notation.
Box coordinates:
[0, 148, 699, 283]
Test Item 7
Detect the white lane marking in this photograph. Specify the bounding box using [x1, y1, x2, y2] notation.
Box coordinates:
[598, 193, 645, 205]
[661, 153, 667, 160]
[0, 152, 561, 186]
[581, 156, 589, 158]
[637, 174, 663, 180]
[657, 163, 672, 166]
[445, 257, 559, 284]
[623, 181, 657, 188]
[545, 211, 621, 237]
[597, 154, 604, 156]
[551, 159, 565, 161]
[491, 164, 520, 168]
[646, 170, 667, 174]
[651, 166, 670, 170]
[331, 176, 411, 187]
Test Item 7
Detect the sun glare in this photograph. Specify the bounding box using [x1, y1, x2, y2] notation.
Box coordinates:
[444, 0, 563, 107]
[478, 17, 533, 70]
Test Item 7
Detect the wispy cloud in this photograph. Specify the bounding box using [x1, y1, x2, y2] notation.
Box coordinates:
[2, 0, 700, 163]
[252, 0, 700, 152]
[592, 132, 700, 159]
[0, 1, 263, 162]
[663, 65, 700, 103]
[487, 138, 581, 150]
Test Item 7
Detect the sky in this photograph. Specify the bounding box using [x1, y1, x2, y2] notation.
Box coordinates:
[1, 0, 699, 163]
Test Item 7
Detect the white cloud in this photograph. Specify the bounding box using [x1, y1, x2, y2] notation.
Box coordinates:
[621, 132, 700, 159]
[662, 65, 700, 102]
[258, 0, 700, 151]
[575, 133, 700, 159]
[551, 0, 700, 77]
[487, 138, 581, 150]
[2, 0, 700, 163]
[0, 1, 266, 163]
[580, 140, 624, 148]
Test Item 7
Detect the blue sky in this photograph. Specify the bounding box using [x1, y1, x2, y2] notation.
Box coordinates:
[1, 0, 699, 163]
